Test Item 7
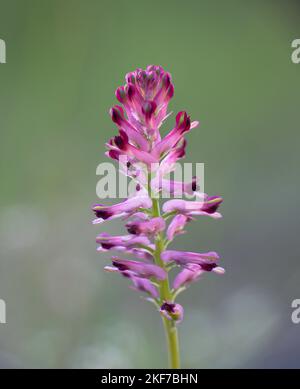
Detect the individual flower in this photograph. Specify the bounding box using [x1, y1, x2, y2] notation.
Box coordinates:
[110, 257, 167, 281]
[130, 275, 159, 298]
[152, 112, 196, 159]
[92, 194, 152, 223]
[126, 217, 166, 236]
[166, 214, 191, 241]
[160, 302, 184, 323]
[157, 139, 187, 176]
[173, 263, 224, 290]
[96, 233, 150, 252]
[151, 176, 199, 197]
[161, 250, 220, 266]
[162, 195, 223, 219]
[106, 129, 157, 165]
[104, 266, 158, 298]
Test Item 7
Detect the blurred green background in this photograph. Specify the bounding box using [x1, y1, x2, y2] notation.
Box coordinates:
[0, 0, 300, 368]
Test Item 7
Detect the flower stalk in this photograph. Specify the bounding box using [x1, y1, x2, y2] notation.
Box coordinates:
[152, 197, 180, 368]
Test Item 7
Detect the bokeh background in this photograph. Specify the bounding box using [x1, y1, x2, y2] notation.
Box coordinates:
[0, 0, 299, 368]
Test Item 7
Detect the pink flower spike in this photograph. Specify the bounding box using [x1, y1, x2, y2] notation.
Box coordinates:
[92, 66, 224, 360]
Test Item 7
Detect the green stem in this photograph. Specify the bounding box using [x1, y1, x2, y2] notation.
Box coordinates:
[152, 197, 181, 369]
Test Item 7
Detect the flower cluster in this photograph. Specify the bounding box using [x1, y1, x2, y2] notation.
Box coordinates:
[92, 65, 224, 324]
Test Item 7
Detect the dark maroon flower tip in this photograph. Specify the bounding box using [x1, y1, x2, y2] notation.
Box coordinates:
[160, 302, 184, 323]
[161, 302, 176, 313]
[175, 111, 187, 127]
[142, 100, 157, 119]
[99, 242, 114, 250]
[175, 111, 190, 133]
[177, 139, 187, 158]
[108, 149, 120, 161]
[114, 130, 129, 150]
[110, 105, 125, 125]
[115, 86, 127, 104]
[161, 73, 171, 88]
[167, 83, 174, 99]
[202, 196, 223, 214]
[200, 263, 218, 272]
[93, 209, 113, 220]
[112, 260, 128, 271]
[126, 72, 136, 84]
[126, 224, 138, 235]
[126, 83, 136, 100]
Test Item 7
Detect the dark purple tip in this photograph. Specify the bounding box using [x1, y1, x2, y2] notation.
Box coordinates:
[202, 197, 223, 214]
[161, 73, 171, 89]
[126, 221, 139, 235]
[142, 100, 157, 120]
[110, 106, 124, 125]
[161, 302, 176, 313]
[126, 83, 136, 100]
[114, 130, 128, 150]
[93, 209, 113, 219]
[108, 150, 120, 161]
[201, 263, 218, 272]
[116, 87, 126, 104]
[112, 260, 128, 271]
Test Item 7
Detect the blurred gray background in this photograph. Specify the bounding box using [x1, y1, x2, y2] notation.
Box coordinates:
[0, 0, 299, 368]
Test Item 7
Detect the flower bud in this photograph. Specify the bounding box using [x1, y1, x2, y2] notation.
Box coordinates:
[160, 302, 184, 323]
